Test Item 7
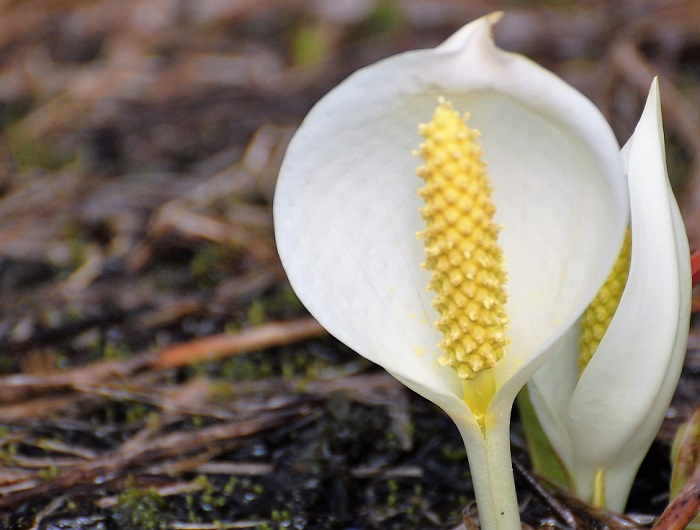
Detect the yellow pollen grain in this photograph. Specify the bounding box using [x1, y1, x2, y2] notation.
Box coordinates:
[579, 229, 632, 373]
[416, 97, 509, 381]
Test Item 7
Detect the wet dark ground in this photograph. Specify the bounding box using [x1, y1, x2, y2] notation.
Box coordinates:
[0, 1, 699, 528]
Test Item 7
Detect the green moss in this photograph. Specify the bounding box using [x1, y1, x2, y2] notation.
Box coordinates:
[206, 344, 331, 385]
[280, 286, 303, 310]
[104, 341, 131, 360]
[113, 477, 172, 530]
[0, 442, 18, 465]
[440, 441, 467, 461]
[361, 0, 406, 36]
[245, 287, 304, 322]
[7, 125, 72, 170]
[219, 353, 275, 381]
[281, 350, 308, 378]
[291, 24, 330, 69]
[386, 478, 399, 507]
[125, 403, 151, 424]
[209, 379, 237, 399]
[271, 509, 292, 525]
[247, 300, 266, 326]
[39, 465, 59, 481]
[81, 332, 134, 365]
[190, 243, 238, 288]
[183, 475, 265, 523]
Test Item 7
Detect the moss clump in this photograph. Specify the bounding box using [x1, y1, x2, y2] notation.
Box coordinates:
[0, 442, 18, 465]
[112, 478, 172, 530]
[291, 24, 330, 69]
[361, 0, 406, 36]
[189, 243, 239, 289]
[38, 465, 59, 481]
[7, 124, 72, 170]
[183, 475, 266, 523]
[247, 300, 267, 326]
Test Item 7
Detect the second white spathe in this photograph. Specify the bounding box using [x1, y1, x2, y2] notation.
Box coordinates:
[528, 79, 691, 511]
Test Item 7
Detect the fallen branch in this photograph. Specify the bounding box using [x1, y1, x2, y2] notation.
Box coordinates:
[654, 461, 700, 530]
[0, 318, 326, 407]
[152, 317, 326, 369]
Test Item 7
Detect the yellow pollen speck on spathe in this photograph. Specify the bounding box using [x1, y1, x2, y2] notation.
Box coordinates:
[579, 229, 632, 372]
[416, 97, 510, 380]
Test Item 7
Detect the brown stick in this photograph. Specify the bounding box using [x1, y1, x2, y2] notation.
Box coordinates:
[152, 317, 326, 369]
[653, 464, 700, 530]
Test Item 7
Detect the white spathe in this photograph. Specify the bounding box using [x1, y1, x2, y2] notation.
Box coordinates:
[528, 80, 691, 512]
[274, 13, 629, 530]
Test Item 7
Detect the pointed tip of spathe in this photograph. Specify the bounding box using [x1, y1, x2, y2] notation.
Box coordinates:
[487, 11, 505, 26]
[641, 76, 663, 126]
[648, 76, 660, 102]
[485, 11, 504, 39]
[436, 11, 503, 53]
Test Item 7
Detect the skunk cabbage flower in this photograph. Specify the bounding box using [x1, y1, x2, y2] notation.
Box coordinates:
[528, 80, 691, 512]
[274, 13, 628, 530]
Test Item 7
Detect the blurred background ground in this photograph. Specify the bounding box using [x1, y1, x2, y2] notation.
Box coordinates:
[0, 0, 699, 528]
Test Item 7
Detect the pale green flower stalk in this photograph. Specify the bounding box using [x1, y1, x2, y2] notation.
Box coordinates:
[527, 80, 692, 512]
[274, 13, 629, 530]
